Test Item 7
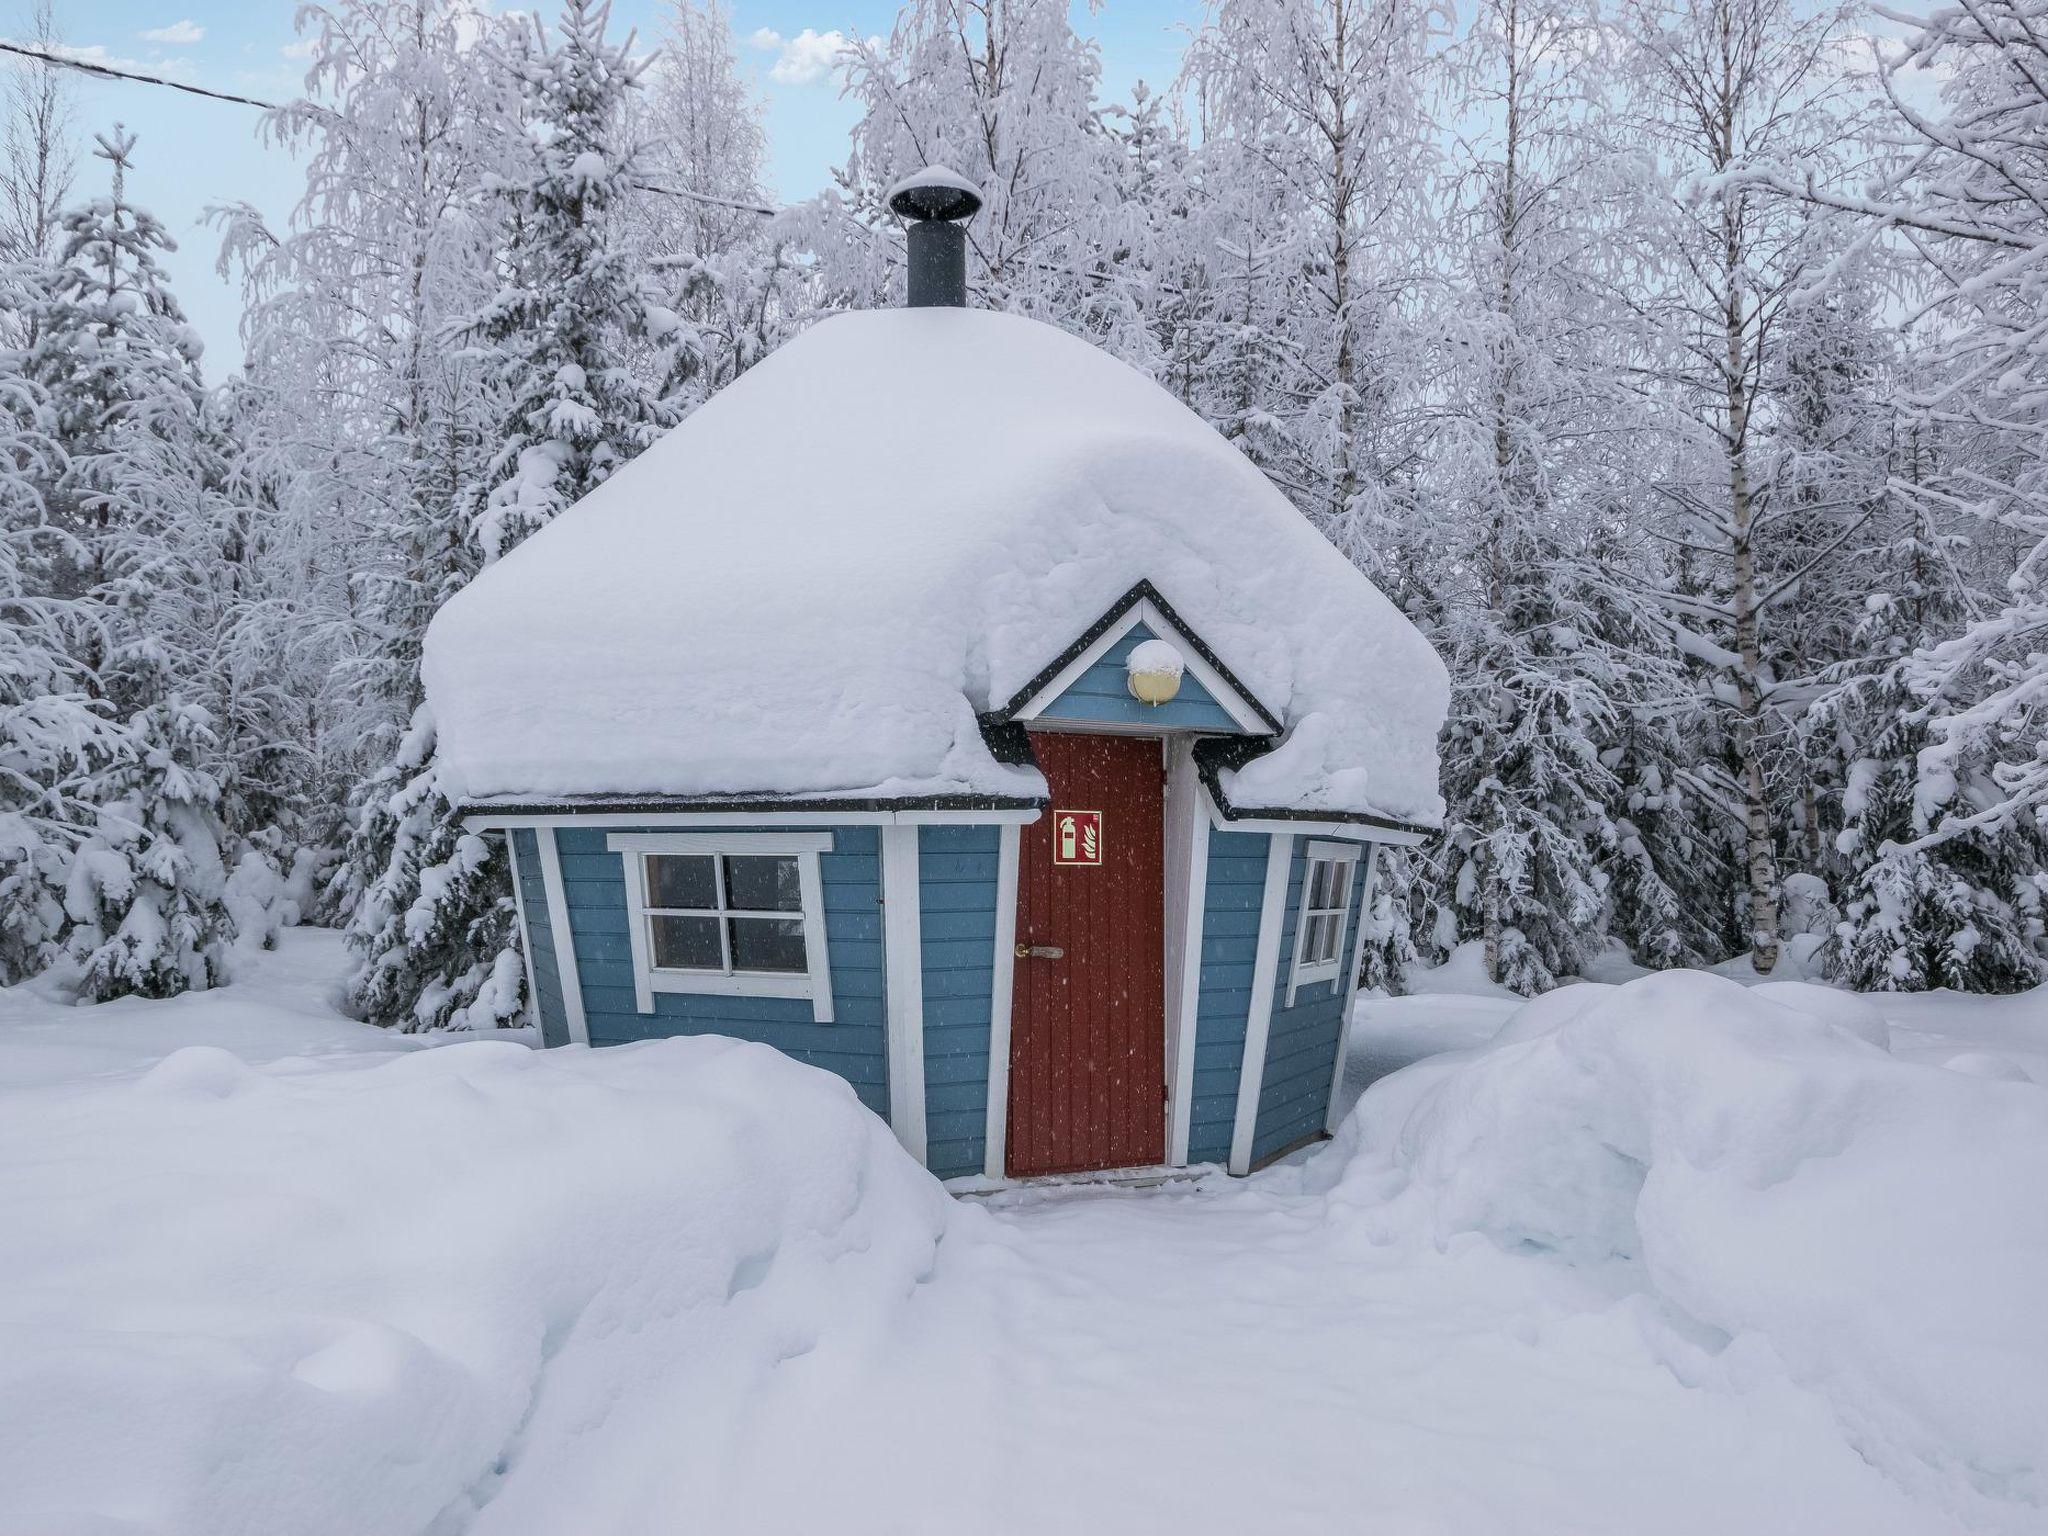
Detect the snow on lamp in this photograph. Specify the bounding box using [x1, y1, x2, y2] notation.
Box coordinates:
[1126, 639, 1185, 705]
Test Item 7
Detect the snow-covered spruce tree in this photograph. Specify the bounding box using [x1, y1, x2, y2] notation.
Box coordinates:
[1612, 0, 1865, 974]
[463, 0, 676, 560]
[1871, 3, 2048, 872]
[1757, 248, 1894, 892]
[1735, 0, 2048, 978]
[16, 128, 232, 998]
[0, 272, 136, 985]
[348, 0, 675, 1031]
[1815, 422, 2048, 990]
[1426, 0, 1662, 991]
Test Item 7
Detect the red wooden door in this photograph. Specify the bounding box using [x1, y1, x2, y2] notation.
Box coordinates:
[1008, 732, 1167, 1176]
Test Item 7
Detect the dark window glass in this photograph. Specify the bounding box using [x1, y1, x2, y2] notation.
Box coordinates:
[651, 914, 721, 969]
[730, 917, 807, 973]
[647, 854, 716, 910]
[1309, 860, 1333, 909]
[724, 855, 802, 912]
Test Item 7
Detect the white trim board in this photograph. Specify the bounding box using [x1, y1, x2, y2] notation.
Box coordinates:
[1204, 809, 1430, 846]
[880, 824, 928, 1164]
[536, 828, 591, 1046]
[1163, 739, 1209, 1168]
[982, 824, 1022, 1179]
[1326, 843, 1380, 1134]
[1227, 832, 1295, 1176]
[465, 807, 1044, 832]
[1009, 597, 1272, 734]
[502, 830, 540, 1034]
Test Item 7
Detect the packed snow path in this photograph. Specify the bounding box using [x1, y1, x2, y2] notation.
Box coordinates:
[3, 931, 2042, 1535]
[683, 1181, 1952, 1535]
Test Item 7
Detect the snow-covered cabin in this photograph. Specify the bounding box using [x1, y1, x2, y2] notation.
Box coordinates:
[426, 170, 1448, 1183]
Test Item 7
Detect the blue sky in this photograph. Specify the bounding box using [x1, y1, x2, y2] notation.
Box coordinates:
[33, 1, 1201, 374]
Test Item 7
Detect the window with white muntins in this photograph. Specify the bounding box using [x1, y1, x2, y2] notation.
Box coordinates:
[1286, 841, 1360, 1005]
[608, 832, 835, 1020]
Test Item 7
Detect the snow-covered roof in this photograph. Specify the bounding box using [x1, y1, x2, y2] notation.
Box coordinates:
[423, 308, 1448, 827]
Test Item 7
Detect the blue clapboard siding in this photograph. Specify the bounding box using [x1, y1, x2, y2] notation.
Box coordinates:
[918, 824, 1000, 1180]
[552, 825, 891, 1117]
[1035, 622, 1243, 732]
[1186, 827, 1271, 1166]
[510, 828, 571, 1048]
[1250, 837, 1373, 1167]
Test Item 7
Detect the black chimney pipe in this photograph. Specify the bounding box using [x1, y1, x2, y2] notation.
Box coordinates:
[888, 168, 983, 308]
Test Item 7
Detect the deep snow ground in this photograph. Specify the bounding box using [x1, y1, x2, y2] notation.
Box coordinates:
[2, 931, 2043, 1535]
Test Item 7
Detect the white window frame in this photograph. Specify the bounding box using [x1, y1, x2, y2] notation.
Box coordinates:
[1285, 840, 1361, 1006]
[608, 832, 835, 1021]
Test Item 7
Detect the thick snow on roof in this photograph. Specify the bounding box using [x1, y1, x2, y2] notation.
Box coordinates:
[424, 308, 1448, 825]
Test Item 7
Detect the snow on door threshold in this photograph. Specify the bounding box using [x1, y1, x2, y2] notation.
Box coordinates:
[943, 1163, 1220, 1200]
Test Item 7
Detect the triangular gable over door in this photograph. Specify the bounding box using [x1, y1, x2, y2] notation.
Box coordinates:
[1000, 581, 1278, 736]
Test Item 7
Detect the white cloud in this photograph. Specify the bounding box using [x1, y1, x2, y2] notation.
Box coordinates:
[280, 36, 317, 59]
[138, 19, 204, 45]
[747, 26, 851, 86]
[24, 40, 196, 79]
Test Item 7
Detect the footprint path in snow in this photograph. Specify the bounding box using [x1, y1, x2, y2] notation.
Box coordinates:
[694, 1177, 1949, 1536]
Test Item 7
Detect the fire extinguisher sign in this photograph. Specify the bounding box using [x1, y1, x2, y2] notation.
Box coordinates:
[1052, 809, 1104, 867]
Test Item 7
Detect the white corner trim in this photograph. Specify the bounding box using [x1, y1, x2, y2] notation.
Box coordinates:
[1284, 840, 1363, 1008]
[605, 832, 836, 1022]
[1163, 741, 1209, 1168]
[1010, 597, 1272, 734]
[536, 827, 590, 1046]
[880, 824, 928, 1164]
[1326, 843, 1381, 1134]
[502, 831, 540, 1033]
[1228, 832, 1295, 1176]
[983, 823, 1022, 1179]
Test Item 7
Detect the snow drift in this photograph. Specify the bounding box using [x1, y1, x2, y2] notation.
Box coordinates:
[0, 1034, 951, 1535]
[1314, 970, 2048, 1523]
[422, 307, 1448, 827]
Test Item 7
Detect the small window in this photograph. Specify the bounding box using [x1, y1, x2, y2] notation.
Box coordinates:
[608, 833, 836, 1020]
[1287, 842, 1361, 1004]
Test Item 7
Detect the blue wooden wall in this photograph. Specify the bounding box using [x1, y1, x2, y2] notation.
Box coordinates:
[509, 817, 1374, 1181]
[1250, 837, 1372, 1166]
[1185, 826, 1270, 1165]
[1034, 623, 1242, 732]
[918, 824, 1000, 1180]
[510, 828, 570, 1049]
[546, 824, 891, 1117]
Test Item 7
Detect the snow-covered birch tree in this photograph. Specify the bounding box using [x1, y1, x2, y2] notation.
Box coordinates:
[1182, 0, 1439, 578]
[1613, 0, 1865, 974]
[1427, 0, 1657, 990]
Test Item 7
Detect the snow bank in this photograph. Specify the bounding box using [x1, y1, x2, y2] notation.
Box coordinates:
[0, 1033, 950, 1535]
[1314, 971, 2048, 1523]
[424, 308, 1447, 827]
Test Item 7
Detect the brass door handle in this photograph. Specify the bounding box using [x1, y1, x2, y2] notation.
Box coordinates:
[1015, 943, 1065, 959]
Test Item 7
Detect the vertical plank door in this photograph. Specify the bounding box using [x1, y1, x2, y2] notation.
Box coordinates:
[1008, 732, 1167, 1176]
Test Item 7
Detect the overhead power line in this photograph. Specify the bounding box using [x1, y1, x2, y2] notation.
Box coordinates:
[0, 39, 280, 111]
[0, 39, 781, 218]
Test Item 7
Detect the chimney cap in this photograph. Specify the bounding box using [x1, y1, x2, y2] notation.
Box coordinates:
[887, 165, 983, 223]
